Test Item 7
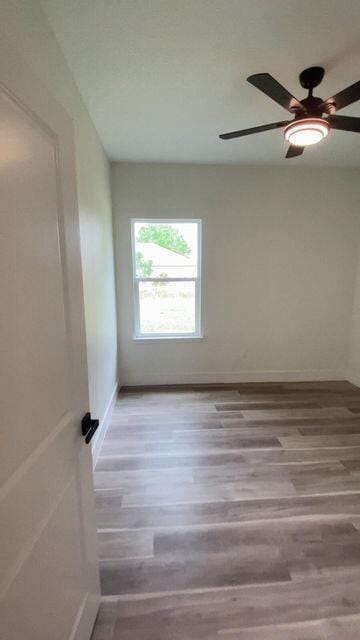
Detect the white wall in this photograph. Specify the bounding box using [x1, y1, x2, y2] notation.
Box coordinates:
[0, 1, 118, 425]
[347, 194, 360, 386]
[112, 162, 359, 385]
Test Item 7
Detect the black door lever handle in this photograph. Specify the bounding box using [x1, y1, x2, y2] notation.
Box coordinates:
[81, 412, 99, 444]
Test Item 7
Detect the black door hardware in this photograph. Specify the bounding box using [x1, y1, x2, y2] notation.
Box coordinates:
[81, 412, 99, 444]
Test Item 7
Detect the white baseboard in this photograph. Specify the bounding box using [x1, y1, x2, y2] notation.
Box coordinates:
[346, 368, 360, 389]
[122, 369, 344, 386]
[91, 382, 119, 466]
[70, 591, 100, 640]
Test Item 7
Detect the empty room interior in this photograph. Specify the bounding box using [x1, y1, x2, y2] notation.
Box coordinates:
[2, 1, 360, 638]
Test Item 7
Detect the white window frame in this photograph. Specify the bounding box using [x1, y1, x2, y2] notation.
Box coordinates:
[131, 218, 202, 340]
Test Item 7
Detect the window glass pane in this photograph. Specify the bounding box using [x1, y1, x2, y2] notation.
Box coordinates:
[134, 221, 198, 278]
[139, 281, 196, 334]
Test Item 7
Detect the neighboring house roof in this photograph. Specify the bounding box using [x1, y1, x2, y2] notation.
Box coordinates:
[136, 242, 196, 277]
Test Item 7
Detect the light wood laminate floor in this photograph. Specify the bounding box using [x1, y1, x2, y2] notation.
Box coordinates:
[91, 381, 360, 639]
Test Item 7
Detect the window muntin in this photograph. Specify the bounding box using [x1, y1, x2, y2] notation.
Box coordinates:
[131, 219, 201, 338]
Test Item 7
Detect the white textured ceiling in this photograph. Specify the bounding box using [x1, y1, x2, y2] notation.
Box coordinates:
[41, 0, 360, 166]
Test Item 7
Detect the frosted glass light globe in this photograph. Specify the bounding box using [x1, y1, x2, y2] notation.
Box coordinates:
[284, 118, 329, 147]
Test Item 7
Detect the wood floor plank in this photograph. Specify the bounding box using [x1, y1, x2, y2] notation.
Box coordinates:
[192, 460, 349, 485]
[96, 492, 360, 530]
[98, 530, 154, 560]
[96, 445, 360, 472]
[100, 553, 291, 595]
[100, 436, 282, 456]
[172, 425, 302, 439]
[152, 519, 359, 557]
[215, 401, 322, 411]
[219, 615, 360, 639]
[241, 407, 353, 420]
[298, 423, 360, 435]
[94, 468, 194, 492]
[91, 381, 360, 639]
[120, 478, 297, 507]
[110, 574, 360, 639]
[280, 434, 360, 449]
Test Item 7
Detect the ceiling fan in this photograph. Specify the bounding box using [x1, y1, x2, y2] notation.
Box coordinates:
[219, 67, 360, 158]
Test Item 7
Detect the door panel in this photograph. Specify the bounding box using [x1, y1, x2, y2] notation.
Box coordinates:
[0, 39, 100, 640]
[2, 481, 86, 640]
[0, 413, 78, 594]
[1, 87, 69, 485]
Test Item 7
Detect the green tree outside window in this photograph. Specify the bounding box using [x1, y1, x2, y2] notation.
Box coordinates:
[137, 225, 190, 256]
[135, 251, 153, 277]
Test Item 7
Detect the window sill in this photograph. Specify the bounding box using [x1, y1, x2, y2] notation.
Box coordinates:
[133, 335, 204, 343]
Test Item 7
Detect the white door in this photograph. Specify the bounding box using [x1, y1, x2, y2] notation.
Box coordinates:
[0, 38, 100, 640]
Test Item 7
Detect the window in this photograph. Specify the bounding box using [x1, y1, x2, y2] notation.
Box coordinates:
[131, 219, 202, 339]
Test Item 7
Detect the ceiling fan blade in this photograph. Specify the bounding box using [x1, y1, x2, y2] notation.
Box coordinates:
[286, 145, 304, 158]
[322, 80, 360, 113]
[327, 114, 360, 132]
[219, 120, 290, 140]
[247, 73, 306, 114]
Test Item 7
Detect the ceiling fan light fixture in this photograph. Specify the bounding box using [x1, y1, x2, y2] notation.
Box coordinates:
[284, 118, 329, 147]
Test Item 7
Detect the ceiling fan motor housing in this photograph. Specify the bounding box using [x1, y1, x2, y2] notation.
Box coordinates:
[297, 67, 333, 117]
[298, 96, 327, 118]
